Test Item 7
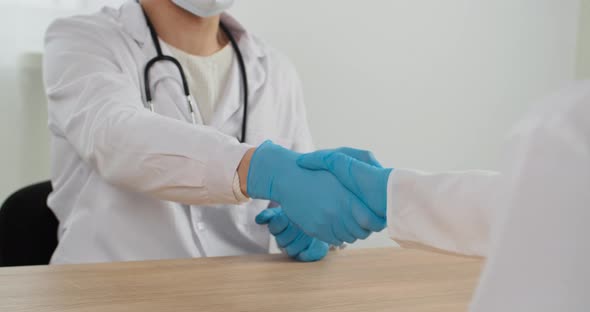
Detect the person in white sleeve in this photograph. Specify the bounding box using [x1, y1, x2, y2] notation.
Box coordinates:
[296, 81, 590, 311]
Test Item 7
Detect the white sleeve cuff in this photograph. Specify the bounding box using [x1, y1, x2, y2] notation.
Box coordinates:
[204, 141, 252, 204]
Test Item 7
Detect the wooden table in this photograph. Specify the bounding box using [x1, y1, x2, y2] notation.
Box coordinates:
[0, 248, 482, 312]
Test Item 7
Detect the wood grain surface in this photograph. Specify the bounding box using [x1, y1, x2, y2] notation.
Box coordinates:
[0, 248, 482, 312]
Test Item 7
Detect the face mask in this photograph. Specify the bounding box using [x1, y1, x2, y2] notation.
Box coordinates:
[171, 0, 235, 17]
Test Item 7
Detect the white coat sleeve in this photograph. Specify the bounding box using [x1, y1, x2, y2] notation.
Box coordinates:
[387, 169, 501, 257]
[44, 19, 251, 206]
[470, 108, 590, 311]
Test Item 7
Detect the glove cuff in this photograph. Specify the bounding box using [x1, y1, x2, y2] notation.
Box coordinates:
[247, 140, 297, 201]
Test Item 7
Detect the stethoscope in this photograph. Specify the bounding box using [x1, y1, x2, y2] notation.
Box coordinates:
[140, 6, 250, 143]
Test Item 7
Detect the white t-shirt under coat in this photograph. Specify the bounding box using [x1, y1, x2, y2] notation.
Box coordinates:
[163, 41, 234, 125]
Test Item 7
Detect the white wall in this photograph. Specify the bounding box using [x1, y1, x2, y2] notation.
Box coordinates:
[578, 0, 590, 79]
[0, 0, 581, 249]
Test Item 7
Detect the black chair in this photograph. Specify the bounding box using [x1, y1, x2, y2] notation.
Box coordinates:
[0, 181, 58, 267]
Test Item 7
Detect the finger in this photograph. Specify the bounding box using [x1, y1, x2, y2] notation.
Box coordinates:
[266, 211, 290, 235]
[275, 223, 302, 247]
[285, 233, 313, 258]
[255, 208, 282, 225]
[352, 199, 387, 232]
[334, 147, 383, 168]
[314, 225, 343, 247]
[296, 240, 329, 262]
[342, 211, 370, 240]
[331, 220, 357, 244]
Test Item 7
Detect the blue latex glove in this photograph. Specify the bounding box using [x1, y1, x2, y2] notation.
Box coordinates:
[247, 141, 386, 246]
[256, 207, 329, 262]
[297, 149, 393, 219]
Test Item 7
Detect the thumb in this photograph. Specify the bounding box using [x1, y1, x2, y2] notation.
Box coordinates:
[334, 147, 383, 168]
[297, 148, 383, 170]
[296, 150, 333, 171]
[299, 152, 363, 196]
[255, 207, 282, 225]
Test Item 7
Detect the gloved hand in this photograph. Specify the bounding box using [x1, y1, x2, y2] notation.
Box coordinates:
[256, 207, 329, 262]
[297, 149, 393, 219]
[247, 141, 386, 246]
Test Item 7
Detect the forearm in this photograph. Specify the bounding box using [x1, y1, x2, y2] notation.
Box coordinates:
[387, 169, 501, 257]
[50, 88, 251, 205]
[88, 109, 252, 205]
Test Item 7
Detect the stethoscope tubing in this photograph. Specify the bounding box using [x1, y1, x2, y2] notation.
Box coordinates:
[140, 4, 249, 143]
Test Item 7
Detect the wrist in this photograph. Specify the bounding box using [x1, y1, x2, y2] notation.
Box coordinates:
[237, 148, 256, 197]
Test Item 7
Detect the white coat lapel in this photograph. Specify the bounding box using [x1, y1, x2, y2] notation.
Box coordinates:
[208, 14, 268, 132]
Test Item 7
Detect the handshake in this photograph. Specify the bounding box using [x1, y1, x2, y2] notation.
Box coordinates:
[245, 141, 393, 262]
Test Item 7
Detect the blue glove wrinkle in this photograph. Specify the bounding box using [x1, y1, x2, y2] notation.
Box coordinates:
[275, 223, 301, 248]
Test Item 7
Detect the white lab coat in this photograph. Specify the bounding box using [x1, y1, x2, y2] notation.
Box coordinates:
[43, 1, 314, 264]
[386, 81, 590, 311]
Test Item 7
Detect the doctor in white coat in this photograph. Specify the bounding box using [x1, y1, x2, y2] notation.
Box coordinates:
[296, 81, 590, 311]
[43, 0, 326, 264]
